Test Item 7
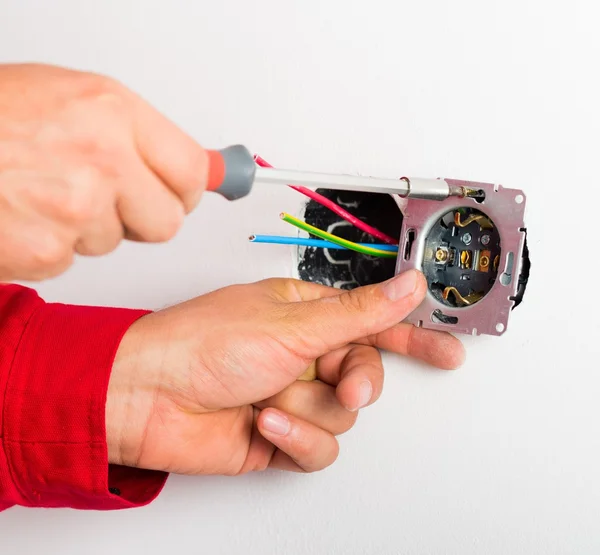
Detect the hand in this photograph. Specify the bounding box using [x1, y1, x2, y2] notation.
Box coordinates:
[106, 270, 465, 475]
[0, 63, 208, 281]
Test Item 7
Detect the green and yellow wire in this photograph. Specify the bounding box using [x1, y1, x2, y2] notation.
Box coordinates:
[280, 213, 397, 259]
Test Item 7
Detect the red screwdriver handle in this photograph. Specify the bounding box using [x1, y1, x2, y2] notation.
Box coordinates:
[205, 145, 256, 200]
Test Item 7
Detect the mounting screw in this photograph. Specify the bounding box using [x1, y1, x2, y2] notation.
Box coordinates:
[481, 234, 490, 245]
[462, 233, 472, 245]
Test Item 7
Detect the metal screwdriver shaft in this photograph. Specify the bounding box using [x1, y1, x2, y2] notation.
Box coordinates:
[206, 145, 483, 201]
[254, 167, 411, 196]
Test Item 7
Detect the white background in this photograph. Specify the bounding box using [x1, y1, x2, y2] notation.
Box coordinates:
[1, 1, 599, 553]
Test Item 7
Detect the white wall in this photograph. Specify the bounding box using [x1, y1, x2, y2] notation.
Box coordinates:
[1, 1, 599, 553]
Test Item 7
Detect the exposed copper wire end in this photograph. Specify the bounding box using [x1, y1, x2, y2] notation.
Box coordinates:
[464, 187, 485, 198]
[449, 186, 486, 201]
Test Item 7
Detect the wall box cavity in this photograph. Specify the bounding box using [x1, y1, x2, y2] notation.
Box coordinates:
[297, 182, 530, 337]
[297, 190, 400, 290]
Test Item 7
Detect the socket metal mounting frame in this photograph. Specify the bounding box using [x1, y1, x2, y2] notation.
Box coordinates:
[394, 180, 527, 336]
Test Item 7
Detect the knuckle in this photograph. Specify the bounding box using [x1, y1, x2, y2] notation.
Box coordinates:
[338, 288, 372, 314]
[30, 235, 71, 270]
[69, 138, 124, 174]
[61, 180, 102, 222]
[279, 279, 305, 302]
[261, 277, 290, 290]
[67, 73, 131, 130]
[152, 206, 184, 242]
[76, 231, 123, 257]
[75, 72, 126, 106]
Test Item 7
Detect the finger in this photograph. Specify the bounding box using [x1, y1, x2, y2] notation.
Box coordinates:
[0, 214, 74, 281]
[331, 344, 385, 412]
[47, 167, 125, 256]
[257, 408, 339, 473]
[116, 160, 185, 242]
[315, 345, 385, 409]
[317, 325, 465, 375]
[0, 174, 82, 280]
[278, 270, 427, 360]
[75, 205, 124, 255]
[130, 94, 208, 213]
[254, 381, 357, 436]
[262, 277, 465, 370]
[365, 325, 466, 370]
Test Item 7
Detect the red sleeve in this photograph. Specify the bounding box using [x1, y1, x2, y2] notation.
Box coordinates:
[0, 284, 167, 511]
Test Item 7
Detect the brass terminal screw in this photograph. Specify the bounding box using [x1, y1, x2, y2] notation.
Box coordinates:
[435, 248, 448, 262]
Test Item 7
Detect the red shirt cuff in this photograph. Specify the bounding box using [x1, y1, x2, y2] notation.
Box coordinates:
[1, 285, 167, 510]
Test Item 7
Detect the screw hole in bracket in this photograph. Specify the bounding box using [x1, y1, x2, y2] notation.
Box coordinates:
[474, 190, 486, 204]
[515, 194, 524, 204]
[404, 229, 416, 261]
[495, 323, 505, 333]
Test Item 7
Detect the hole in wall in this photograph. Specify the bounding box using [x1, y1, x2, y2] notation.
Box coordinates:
[297, 190, 401, 289]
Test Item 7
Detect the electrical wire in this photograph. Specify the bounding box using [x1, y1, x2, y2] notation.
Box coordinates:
[254, 154, 398, 245]
[442, 286, 483, 306]
[249, 234, 399, 252]
[279, 213, 397, 258]
[454, 211, 493, 229]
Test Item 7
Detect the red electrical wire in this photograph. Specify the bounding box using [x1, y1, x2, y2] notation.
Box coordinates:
[253, 154, 398, 245]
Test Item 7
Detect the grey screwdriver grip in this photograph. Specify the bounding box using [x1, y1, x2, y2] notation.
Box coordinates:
[214, 145, 256, 200]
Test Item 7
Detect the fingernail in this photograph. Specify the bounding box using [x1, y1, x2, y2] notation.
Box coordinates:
[262, 411, 290, 436]
[349, 381, 373, 412]
[382, 270, 418, 301]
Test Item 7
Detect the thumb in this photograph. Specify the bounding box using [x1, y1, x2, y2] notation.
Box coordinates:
[288, 269, 427, 358]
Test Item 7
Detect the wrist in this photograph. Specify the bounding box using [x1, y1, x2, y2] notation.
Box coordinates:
[106, 314, 157, 467]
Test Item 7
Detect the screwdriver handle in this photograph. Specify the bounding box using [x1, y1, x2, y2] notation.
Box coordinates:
[206, 145, 256, 200]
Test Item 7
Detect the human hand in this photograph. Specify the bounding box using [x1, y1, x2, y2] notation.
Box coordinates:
[0, 63, 208, 281]
[106, 270, 465, 475]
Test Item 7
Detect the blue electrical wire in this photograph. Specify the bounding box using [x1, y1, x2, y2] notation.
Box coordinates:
[249, 235, 398, 253]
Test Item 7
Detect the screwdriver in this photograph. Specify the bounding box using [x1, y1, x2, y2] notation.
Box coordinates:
[206, 145, 484, 202]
